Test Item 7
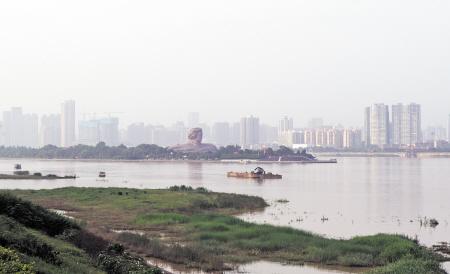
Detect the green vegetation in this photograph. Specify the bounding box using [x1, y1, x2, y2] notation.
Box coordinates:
[0, 246, 34, 274]
[8, 187, 447, 273]
[367, 258, 445, 274]
[0, 142, 311, 160]
[0, 192, 162, 274]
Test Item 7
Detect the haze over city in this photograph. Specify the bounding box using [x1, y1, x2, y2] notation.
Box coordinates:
[1, 0, 449, 127]
[2, 1, 450, 274]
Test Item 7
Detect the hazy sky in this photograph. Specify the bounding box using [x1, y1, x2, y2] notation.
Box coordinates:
[0, 0, 449, 128]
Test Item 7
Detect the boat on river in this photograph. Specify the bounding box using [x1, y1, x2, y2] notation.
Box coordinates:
[227, 167, 282, 180]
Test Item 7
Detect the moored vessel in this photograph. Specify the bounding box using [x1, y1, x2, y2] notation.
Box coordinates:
[227, 167, 282, 180]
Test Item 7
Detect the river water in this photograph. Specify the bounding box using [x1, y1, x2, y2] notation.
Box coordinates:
[0, 158, 449, 273]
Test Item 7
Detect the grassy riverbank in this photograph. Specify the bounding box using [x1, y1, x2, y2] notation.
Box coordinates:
[6, 186, 446, 273]
[0, 192, 163, 274]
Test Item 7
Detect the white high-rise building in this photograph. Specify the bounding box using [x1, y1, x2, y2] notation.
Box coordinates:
[364, 104, 390, 147]
[240, 116, 259, 149]
[278, 116, 294, 146]
[230, 122, 240, 146]
[278, 116, 293, 134]
[23, 114, 39, 148]
[326, 129, 343, 148]
[391, 103, 422, 146]
[212, 122, 230, 147]
[448, 114, 450, 142]
[2, 107, 24, 147]
[2, 107, 39, 147]
[61, 100, 76, 147]
[78, 117, 119, 146]
[343, 129, 362, 149]
[126, 123, 152, 146]
[40, 114, 61, 147]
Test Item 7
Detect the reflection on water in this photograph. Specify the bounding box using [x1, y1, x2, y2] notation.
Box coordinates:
[1, 158, 450, 273]
[146, 258, 363, 274]
[228, 261, 365, 274]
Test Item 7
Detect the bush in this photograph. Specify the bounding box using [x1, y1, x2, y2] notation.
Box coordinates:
[97, 243, 162, 274]
[0, 246, 35, 274]
[368, 258, 446, 274]
[60, 229, 109, 257]
[0, 193, 79, 236]
[0, 216, 61, 265]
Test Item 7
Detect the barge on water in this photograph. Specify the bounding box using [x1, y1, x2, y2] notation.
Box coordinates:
[227, 167, 282, 180]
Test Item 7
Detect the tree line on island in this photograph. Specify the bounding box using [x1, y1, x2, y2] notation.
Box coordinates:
[0, 142, 315, 160]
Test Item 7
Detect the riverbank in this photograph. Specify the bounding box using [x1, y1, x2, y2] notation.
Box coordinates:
[0, 191, 164, 274]
[7, 186, 447, 273]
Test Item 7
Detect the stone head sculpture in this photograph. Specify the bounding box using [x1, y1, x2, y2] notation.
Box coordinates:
[188, 128, 203, 145]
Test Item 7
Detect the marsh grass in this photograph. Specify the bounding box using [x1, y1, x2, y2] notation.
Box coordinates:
[9, 187, 446, 273]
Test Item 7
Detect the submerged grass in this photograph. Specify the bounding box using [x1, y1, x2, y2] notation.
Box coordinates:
[8, 187, 446, 273]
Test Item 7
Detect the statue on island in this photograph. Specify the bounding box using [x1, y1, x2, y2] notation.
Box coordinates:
[170, 128, 218, 153]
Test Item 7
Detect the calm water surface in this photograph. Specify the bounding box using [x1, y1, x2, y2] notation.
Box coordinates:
[1, 158, 449, 273]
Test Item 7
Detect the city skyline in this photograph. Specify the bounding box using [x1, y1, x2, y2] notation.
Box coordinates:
[0, 101, 448, 130]
[0, 100, 448, 149]
[0, 1, 449, 128]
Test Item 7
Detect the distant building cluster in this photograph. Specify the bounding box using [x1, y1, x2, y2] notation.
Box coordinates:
[363, 103, 423, 148]
[0, 101, 449, 150]
[0, 100, 120, 148]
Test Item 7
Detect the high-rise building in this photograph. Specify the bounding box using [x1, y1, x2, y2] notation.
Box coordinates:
[2, 107, 24, 147]
[61, 100, 76, 147]
[304, 130, 316, 147]
[240, 116, 260, 149]
[423, 126, 447, 142]
[363, 107, 371, 146]
[279, 130, 304, 148]
[78, 117, 119, 146]
[278, 116, 294, 145]
[23, 114, 39, 148]
[343, 129, 362, 149]
[260, 124, 278, 145]
[326, 129, 343, 148]
[2, 107, 39, 147]
[40, 114, 61, 147]
[172, 121, 188, 144]
[278, 116, 293, 134]
[230, 122, 240, 146]
[391, 103, 422, 146]
[187, 112, 200, 128]
[126, 123, 151, 146]
[151, 126, 180, 147]
[364, 104, 390, 147]
[212, 122, 230, 147]
[315, 129, 326, 147]
[448, 114, 450, 142]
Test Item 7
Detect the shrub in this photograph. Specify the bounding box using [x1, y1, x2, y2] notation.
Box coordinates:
[60, 229, 109, 257]
[368, 258, 446, 274]
[97, 243, 162, 274]
[0, 216, 61, 265]
[0, 246, 35, 274]
[0, 192, 79, 236]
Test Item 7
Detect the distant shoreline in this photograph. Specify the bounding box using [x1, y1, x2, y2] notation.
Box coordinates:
[0, 157, 337, 164]
[0, 152, 449, 163]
